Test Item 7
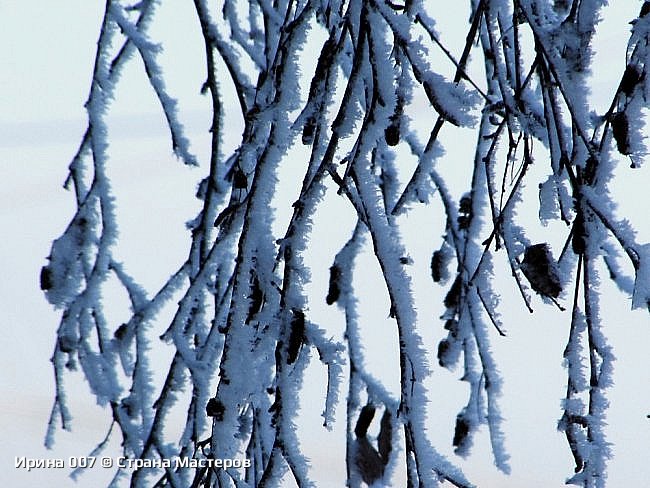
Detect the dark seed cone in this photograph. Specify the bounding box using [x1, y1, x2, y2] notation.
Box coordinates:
[444, 275, 462, 309]
[233, 168, 248, 189]
[287, 308, 305, 365]
[385, 123, 400, 146]
[377, 409, 392, 464]
[354, 438, 384, 485]
[326, 264, 341, 305]
[354, 404, 376, 438]
[40, 265, 53, 290]
[206, 398, 225, 420]
[302, 117, 316, 145]
[611, 112, 631, 156]
[620, 65, 643, 97]
[453, 414, 470, 450]
[430, 250, 444, 282]
[521, 243, 562, 298]
[437, 339, 451, 367]
[459, 195, 472, 214]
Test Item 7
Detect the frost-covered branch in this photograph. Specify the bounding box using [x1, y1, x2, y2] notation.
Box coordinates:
[44, 0, 649, 487]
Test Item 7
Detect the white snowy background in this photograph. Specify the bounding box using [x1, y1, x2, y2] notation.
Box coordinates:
[2, 1, 650, 486]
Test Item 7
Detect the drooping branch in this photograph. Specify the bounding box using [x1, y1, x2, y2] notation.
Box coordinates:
[44, 1, 649, 487]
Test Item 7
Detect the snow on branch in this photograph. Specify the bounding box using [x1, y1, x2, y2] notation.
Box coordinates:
[44, 1, 649, 486]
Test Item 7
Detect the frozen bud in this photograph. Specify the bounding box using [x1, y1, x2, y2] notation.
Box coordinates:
[457, 215, 471, 230]
[620, 65, 643, 97]
[378, 409, 392, 464]
[43, 231, 85, 306]
[459, 194, 472, 215]
[438, 334, 461, 369]
[326, 264, 341, 305]
[114, 323, 128, 341]
[58, 335, 77, 353]
[355, 404, 376, 438]
[444, 276, 462, 309]
[384, 122, 400, 146]
[430, 247, 450, 283]
[453, 413, 471, 450]
[611, 112, 631, 155]
[302, 116, 316, 145]
[233, 168, 248, 189]
[431, 250, 444, 282]
[457, 195, 472, 230]
[354, 438, 383, 485]
[287, 308, 305, 365]
[386, 93, 403, 147]
[206, 398, 225, 420]
[40, 265, 53, 290]
[520, 243, 562, 298]
[444, 319, 458, 335]
[437, 339, 451, 367]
